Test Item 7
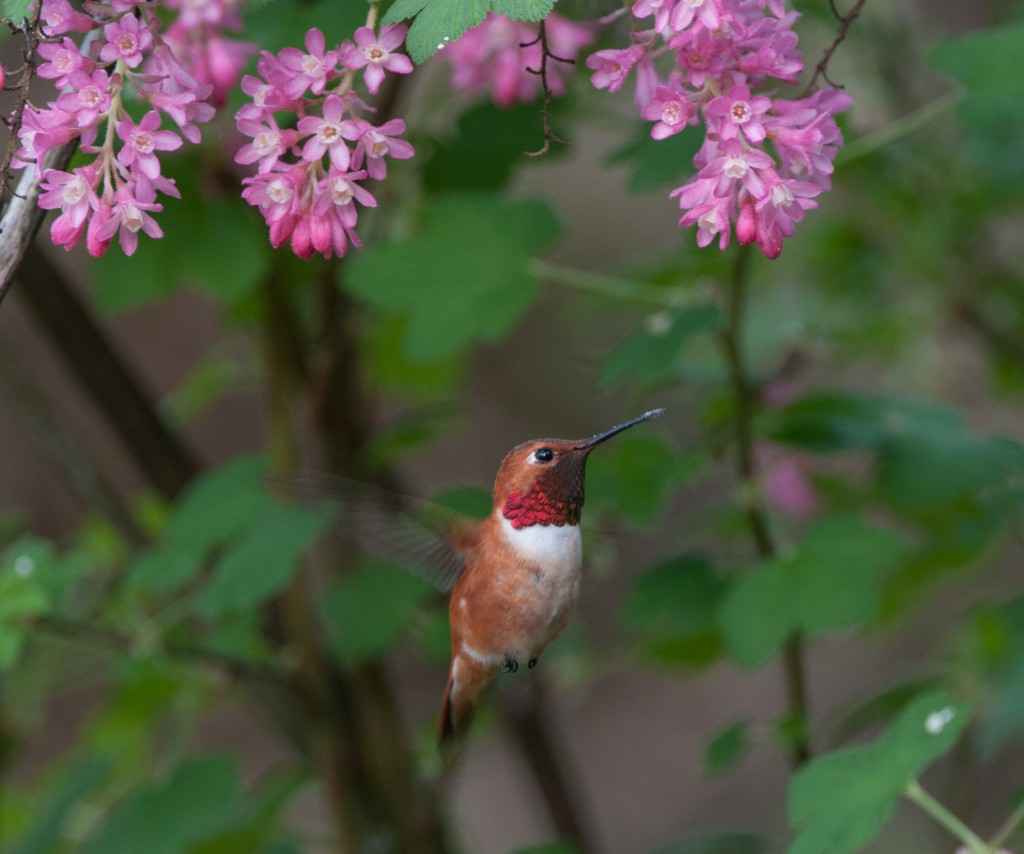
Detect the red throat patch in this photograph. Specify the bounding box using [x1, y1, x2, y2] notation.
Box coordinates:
[502, 485, 582, 529]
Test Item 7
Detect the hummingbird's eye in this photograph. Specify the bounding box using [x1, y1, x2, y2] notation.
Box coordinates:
[534, 447, 555, 463]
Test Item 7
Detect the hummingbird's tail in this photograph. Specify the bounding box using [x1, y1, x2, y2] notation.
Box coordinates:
[437, 651, 499, 745]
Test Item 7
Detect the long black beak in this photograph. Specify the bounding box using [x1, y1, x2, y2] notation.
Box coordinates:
[574, 408, 666, 451]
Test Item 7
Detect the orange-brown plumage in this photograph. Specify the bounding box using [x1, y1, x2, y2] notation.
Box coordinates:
[437, 409, 665, 744]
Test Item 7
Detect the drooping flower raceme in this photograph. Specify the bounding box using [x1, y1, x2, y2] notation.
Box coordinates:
[14, 0, 250, 256]
[586, 0, 851, 258]
[438, 12, 596, 107]
[234, 24, 415, 260]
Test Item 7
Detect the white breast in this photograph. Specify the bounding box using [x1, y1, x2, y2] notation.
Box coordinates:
[499, 514, 582, 576]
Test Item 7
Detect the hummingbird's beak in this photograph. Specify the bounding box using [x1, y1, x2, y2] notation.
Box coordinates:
[573, 408, 667, 451]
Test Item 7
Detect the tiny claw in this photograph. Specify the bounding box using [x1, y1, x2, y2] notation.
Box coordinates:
[528, 657, 537, 669]
[502, 654, 519, 673]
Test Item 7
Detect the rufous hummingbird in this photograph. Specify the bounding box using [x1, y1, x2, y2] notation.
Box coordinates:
[272, 408, 666, 744]
[436, 407, 666, 744]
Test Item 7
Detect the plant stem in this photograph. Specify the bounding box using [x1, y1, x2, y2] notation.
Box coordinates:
[905, 779, 991, 854]
[532, 258, 684, 306]
[837, 88, 963, 164]
[15, 245, 200, 498]
[718, 245, 811, 766]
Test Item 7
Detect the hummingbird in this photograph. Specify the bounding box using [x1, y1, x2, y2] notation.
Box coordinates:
[435, 407, 666, 744]
[272, 408, 666, 744]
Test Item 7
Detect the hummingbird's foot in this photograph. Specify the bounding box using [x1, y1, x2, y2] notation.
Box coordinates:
[502, 654, 519, 673]
[528, 657, 538, 669]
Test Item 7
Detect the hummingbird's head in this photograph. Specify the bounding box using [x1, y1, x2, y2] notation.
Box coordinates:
[493, 408, 666, 530]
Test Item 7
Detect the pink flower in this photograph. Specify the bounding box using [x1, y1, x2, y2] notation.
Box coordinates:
[55, 69, 113, 128]
[147, 85, 216, 145]
[701, 138, 773, 197]
[14, 107, 77, 173]
[312, 169, 376, 220]
[341, 117, 414, 180]
[39, 0, 94, 35]
[236, 117, 295, 173]
[759, 444, 820, 521]
[708, 83, 772, 144]
[92, 184, 164, 256]
[640, 85, 694, 139]
[116, 111, 183, 179]
[441, 13, 594, 107]
[161, 0, 242, 30]
[587, 44, 646, 94]
[752, 175, 820, 259]
[670, 26, 731, 88]
[161, 26, 254, 107]
[586, 0, 852, 257]
[37, 38, 94, 88]
[297, 94, 352, 170]
[342, 25, 413, 95]
[277, 28, 338, 98]
[684, 195, 733, 250]
[99, 14, 153, 68]
[50, 210, 88, 250]
[632, 0, 677, 33]
[669, 0, 728, 33]
[38, 166, 99, 227]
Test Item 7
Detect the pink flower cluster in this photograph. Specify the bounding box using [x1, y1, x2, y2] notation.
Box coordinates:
[17, 0, 250, 256]
[160, 0, 253, 106]
[438, 12, 596, 107]
[235, 25, 414, 259]
[586, 0, 852, 258]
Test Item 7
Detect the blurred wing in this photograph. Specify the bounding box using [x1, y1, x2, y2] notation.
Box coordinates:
[267, 471, 470, 592]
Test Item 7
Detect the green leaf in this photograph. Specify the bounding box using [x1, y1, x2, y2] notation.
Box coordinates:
[704, 721, 750, 777]
[84, 756, 240, 854]
[364, 313, 468, 395]
[586, 434, 692, 526]
[764, 392, 911, 452]
[609, 124, 704, 193]
[163, 454, 272, 554]
[425, 102, 565, 193]
[622, 554, 724, 635]
[196, 504, 330, 614]
[2, 0, 33, 22]
[345, 193, 560, 361]
[931, 22, 1024, 128]
[92, 158, 269, 312]
[601, 304, 721, 388]
[767, 391, 1024, 519]
[787, 692, 971, 854]
[0, 539, 53, 668]
[319, 559, 436, 664]
[126, 546, 205, 594]
[384, 0, 555, 63]
[719, 515, 905, 668]
[9, 756, 113, 854]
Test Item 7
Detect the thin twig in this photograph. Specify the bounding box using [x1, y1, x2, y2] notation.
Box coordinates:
[717, 245, 811, 766]
[1, 15, 42, 195]
[523, 19, 573, 157]
[501, 676, 597, 854]
[802, 0, 869, 96]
